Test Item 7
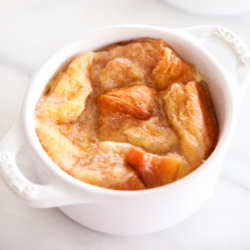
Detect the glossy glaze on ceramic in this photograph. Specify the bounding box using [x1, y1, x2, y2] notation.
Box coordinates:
[0, 25, 249, 235]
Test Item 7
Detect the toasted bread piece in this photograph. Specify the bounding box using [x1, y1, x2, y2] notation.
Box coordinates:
[163, 82, 218, 169]
[70, 142, 145, 190]
[152, 48, 195, 90]
[96, 85, 157, 118]
[35, 121, 85, 172]
[37, 52, 95, 123]
[98, 58, 144, 90]
[125, 147, 190, 188]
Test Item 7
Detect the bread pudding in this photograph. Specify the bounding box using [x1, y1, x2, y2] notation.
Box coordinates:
[34, 38, 219, 190]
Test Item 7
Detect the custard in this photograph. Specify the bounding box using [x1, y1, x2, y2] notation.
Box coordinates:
[34, 38, 219, 190]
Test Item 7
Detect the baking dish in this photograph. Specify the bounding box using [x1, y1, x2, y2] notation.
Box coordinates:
[0, 25, 249, 235]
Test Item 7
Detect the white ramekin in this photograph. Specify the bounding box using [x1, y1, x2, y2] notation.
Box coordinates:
[0, 25, 250, 235]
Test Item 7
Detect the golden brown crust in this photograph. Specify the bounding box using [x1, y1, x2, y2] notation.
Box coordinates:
[35, 121, 85, 172]
[96, 86, 179, 154]
[195, 82, 219, 158]
[36, 52, 94, 123]
[70, 142, 145, 190]
[163, 81, 218, 169]
[152, 48, 195, 90]
[34, 38, 219, 190]
[98, 58, 144, 91]
[125, 147, 190, 188]
[96, 85, 157, 118]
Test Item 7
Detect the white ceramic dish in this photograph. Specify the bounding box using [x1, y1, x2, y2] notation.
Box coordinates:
[0, 25, 250, 235]
[163, 0, 250, 16]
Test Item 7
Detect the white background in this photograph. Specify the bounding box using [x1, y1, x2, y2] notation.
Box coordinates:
[0, 0, 250, 249]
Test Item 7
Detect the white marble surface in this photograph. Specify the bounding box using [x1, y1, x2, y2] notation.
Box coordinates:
[1, 0, 250, 249]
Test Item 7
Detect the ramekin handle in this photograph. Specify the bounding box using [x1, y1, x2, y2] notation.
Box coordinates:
[182, 26, 250, 100]
[0, 118, 86, 208]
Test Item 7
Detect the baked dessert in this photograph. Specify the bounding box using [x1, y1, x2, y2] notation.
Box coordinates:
[34, 38, 219, 190]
